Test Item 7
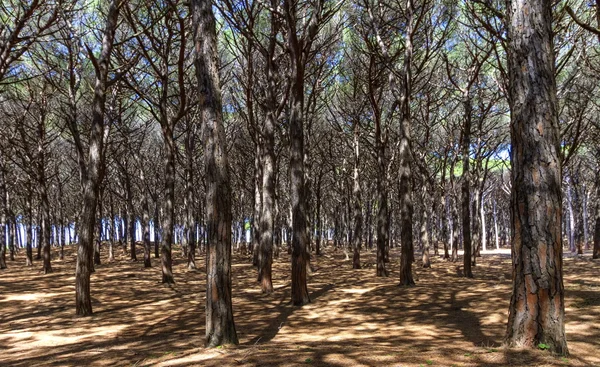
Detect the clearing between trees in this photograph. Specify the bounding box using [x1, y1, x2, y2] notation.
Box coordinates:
[1, 246, 598, 367]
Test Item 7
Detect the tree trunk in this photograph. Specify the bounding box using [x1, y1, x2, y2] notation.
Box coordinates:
[185, 126, 197, 270]
[25, 185, 33, 266]
[94, 190, 103, 266]
[0, 206, 6, 270]
[375, 133, 388, 277]
[0, 162, 8, 269]
[258, 111, 276, 293]
[352, 122, 362, 269]
[397, 0, 415, 286]
[505, 0, 568, 354]
[108, 194, 115, 261]
[154, 202, 160, 258]
[252, 143, 261, 266]
[75, 0, 118, 316]
[192, 0, 238, 346]
[450, 191, 459, 263]
[461, 91, 473, 278]
[283, 0, 311, 306]
[421, 187, 431, 268]
[593, 170, 600, 259]
[159, 117, 176, 284]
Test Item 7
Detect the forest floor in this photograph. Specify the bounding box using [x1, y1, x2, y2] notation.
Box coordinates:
[1, 244, 599, 367]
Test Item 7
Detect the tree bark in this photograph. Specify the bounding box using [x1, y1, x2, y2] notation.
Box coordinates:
[192, 0, 238, 346]
[75, 0, 119, 316]
[185, 125, 197, 270]
[421, 187, 431, 268]
[593, 170, 600, 259]
[352, 121, 362, 269]
[283, 0, 312, 306]
[258, 113, 276, 293]
[461, 91, 473, 278]
[25, 184, 33, 266]
[252, 143, 261, 266]
[160, 121, 175, 284]
[505, 0, 568, 354]
[397, 0, 415, 286]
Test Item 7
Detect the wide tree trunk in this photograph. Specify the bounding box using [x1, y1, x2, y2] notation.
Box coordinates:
[192, 0, 238, 346]
[505, 0, 568, 355]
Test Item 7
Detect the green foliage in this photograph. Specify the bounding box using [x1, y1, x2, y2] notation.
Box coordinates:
[538, 343, 550, 350]
[305, 357, 313, 363]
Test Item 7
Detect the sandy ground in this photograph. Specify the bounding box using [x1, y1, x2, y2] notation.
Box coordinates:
[0, 244, 599, 367]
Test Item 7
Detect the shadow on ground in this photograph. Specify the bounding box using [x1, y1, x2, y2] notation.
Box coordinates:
[0, 245, 598, 367]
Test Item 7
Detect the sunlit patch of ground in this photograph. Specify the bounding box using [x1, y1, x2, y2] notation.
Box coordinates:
[0, 244, 598, 366]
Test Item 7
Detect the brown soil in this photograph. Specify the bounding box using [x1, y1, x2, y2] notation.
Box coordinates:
[1, 245, 599, 367]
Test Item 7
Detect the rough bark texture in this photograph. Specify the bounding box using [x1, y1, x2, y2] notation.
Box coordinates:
[185, 127, 197, 270]
[283, 0, 311, 306]
[593, 170, 600, 259]
[505, 0, 568, 355]
[160, 122, 175, 284]
[258, 113, 275, 293]
[461, 92, 473, 278]
[252, 143, 261, 265]
[75, 0, 119, 316]
[421, 187, 431, 268]
[375, 130, 388, 277]
[397, 0, 415, 286]
[192, 0, 238, 347]
[0, 162, 8, 269]
[352, 123, 362, 270]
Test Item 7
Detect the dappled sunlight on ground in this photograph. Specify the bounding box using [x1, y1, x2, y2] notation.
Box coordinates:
[0, 244, 598, 366]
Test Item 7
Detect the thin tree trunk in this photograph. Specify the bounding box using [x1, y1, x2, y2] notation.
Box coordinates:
[461, 90, 473, 278]
[252, 143, 261, 266]
[184, 125, 197, 270]
[352, 122, 362, 269]
[160, 120, 175, 284]
[593, 170, 600, 259]
[451, 191, 459, 263]
[421, 187, 431, 268]
[25, 185, 33, 266]
[258, 111, 276, 293]
[154, 202, 160, 258]
[0, 162, 8, 269]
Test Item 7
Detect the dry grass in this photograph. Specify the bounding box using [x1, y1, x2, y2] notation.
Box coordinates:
[1, 244, 599, 367]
